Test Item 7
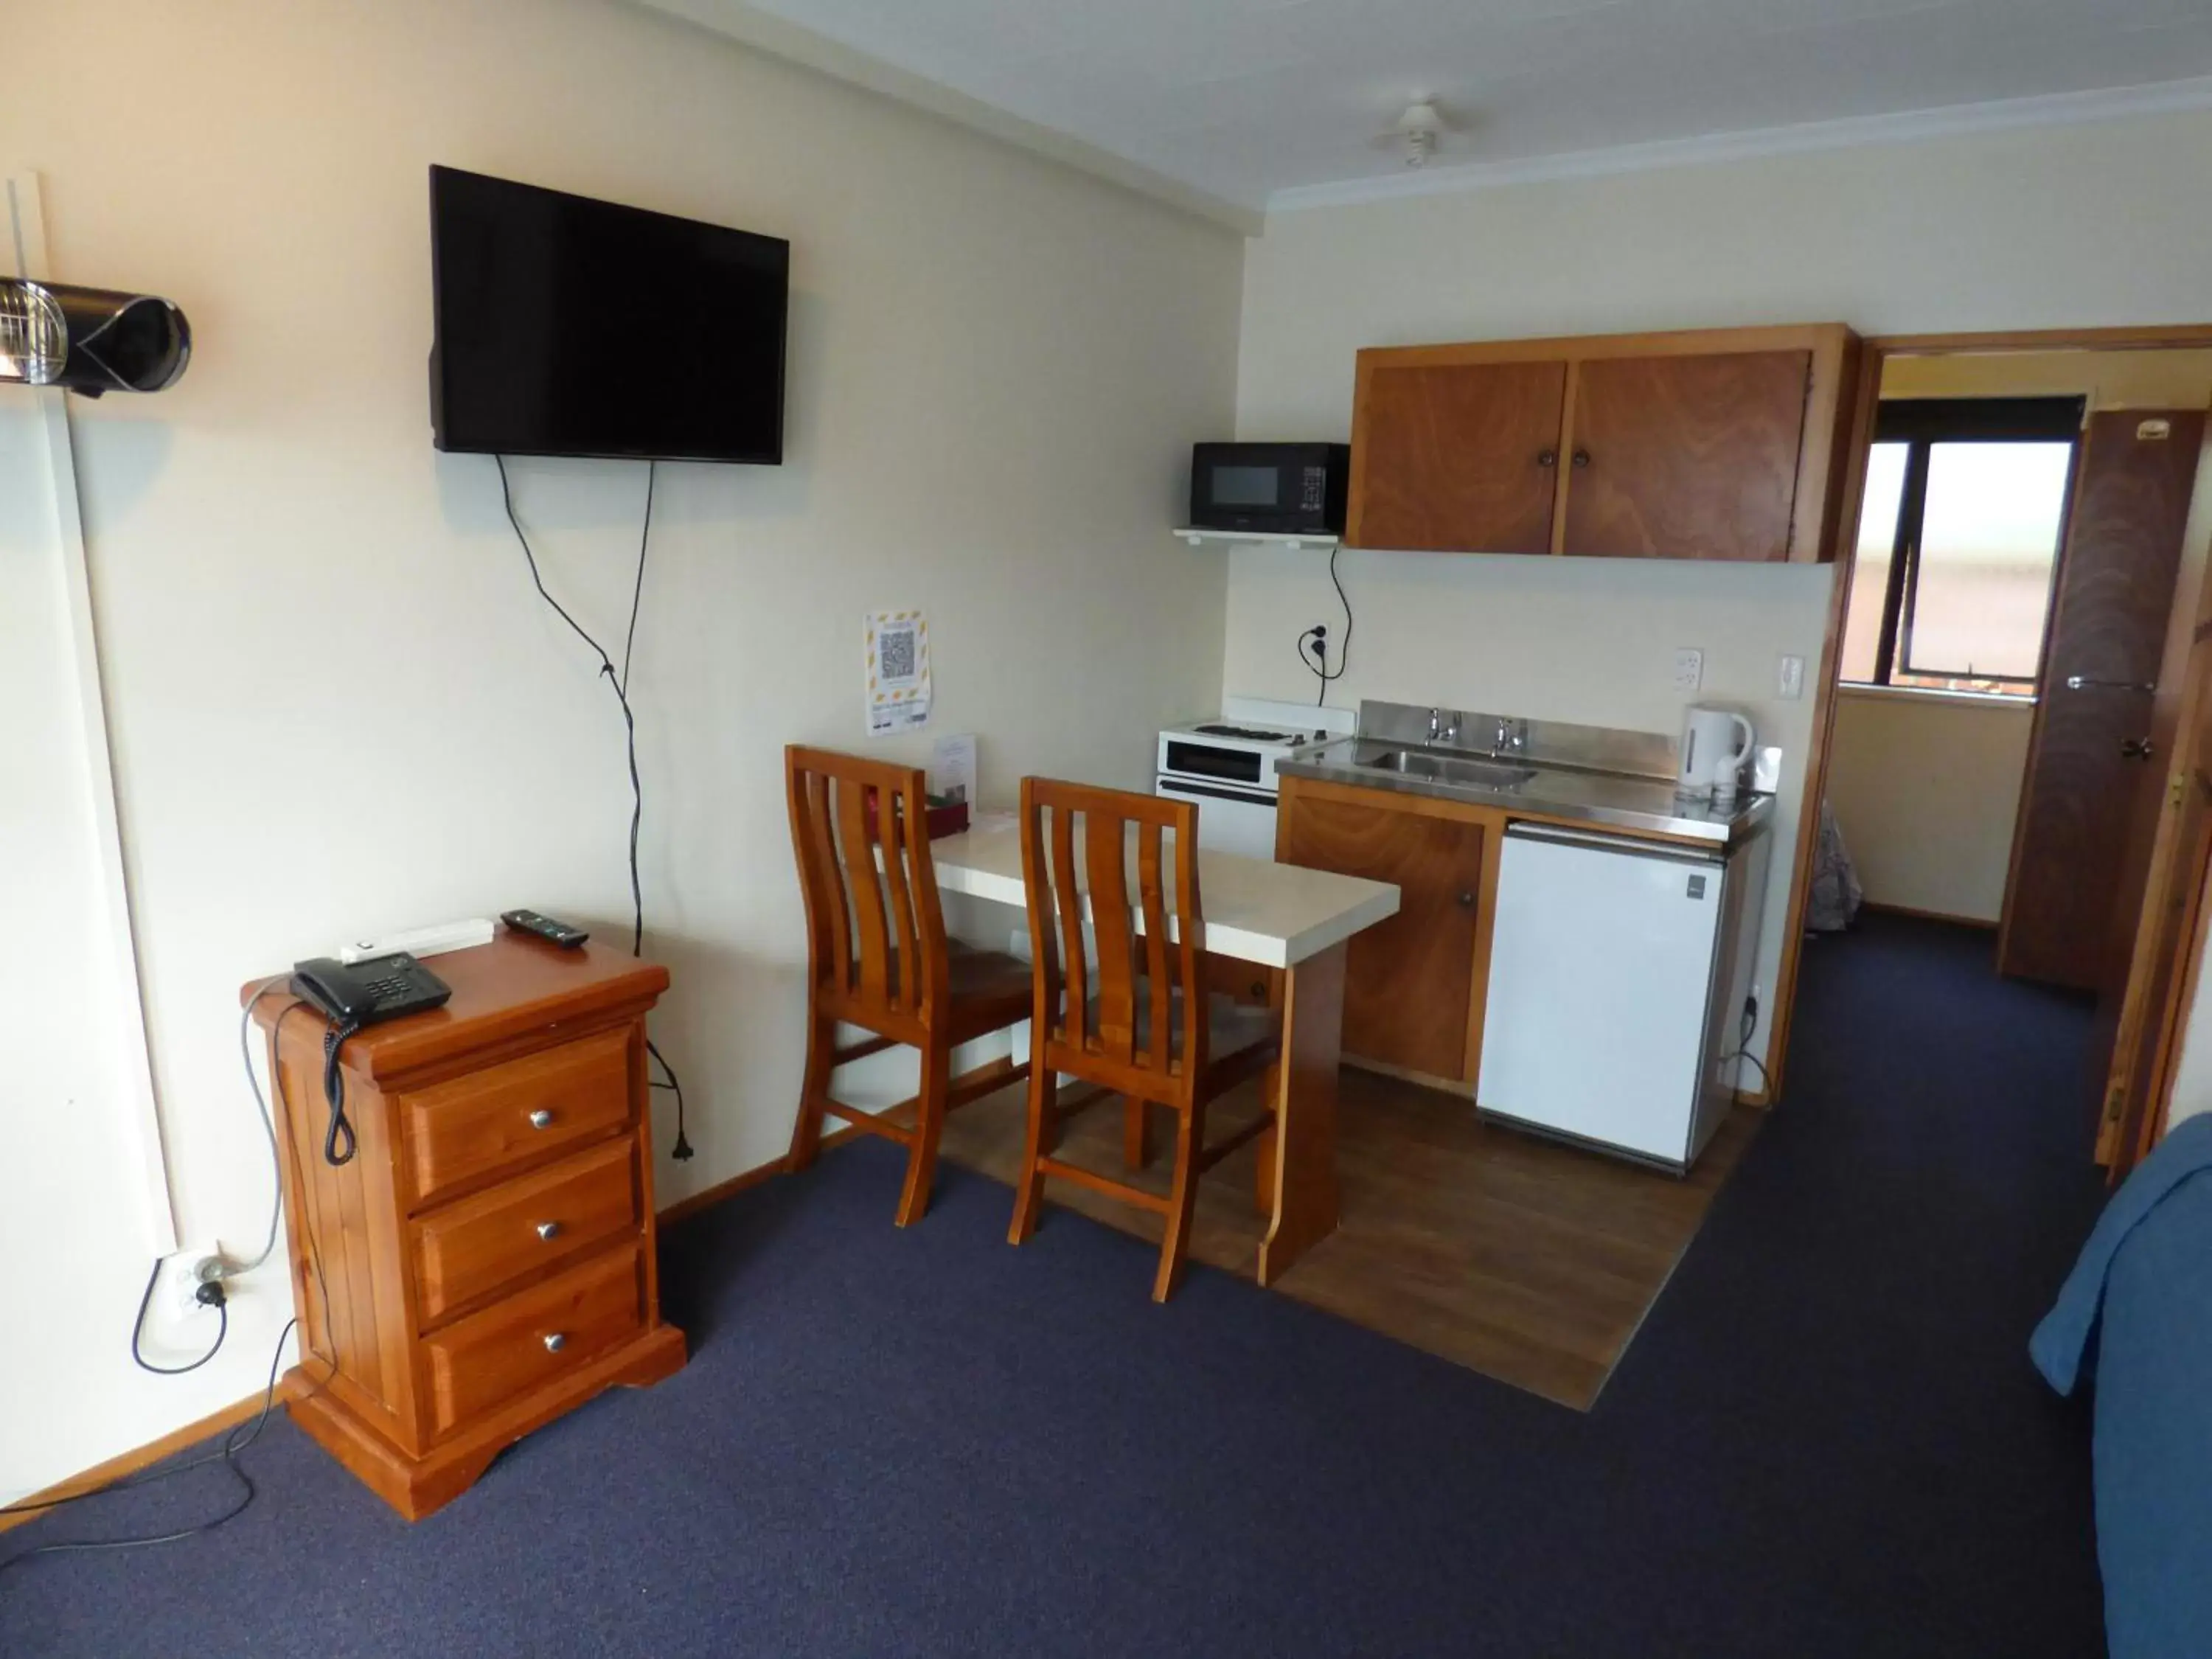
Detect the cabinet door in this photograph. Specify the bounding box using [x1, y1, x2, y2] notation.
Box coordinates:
[1350, 359, 1568, 553]
[1561, 352, 1810, 561]
[1279, 794, 1491, 1079]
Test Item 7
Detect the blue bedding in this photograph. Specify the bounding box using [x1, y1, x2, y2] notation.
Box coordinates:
[2032, 1113, 2212, 1659]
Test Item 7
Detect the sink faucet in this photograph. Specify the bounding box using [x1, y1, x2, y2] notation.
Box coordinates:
[1427, 707, 1459, 745]
[1493, 716, 1528, 754]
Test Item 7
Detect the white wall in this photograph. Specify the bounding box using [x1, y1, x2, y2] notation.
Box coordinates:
[2168, 945, 2212, 1128]
[1882, 349, 2212, 409]
[1234, 104, 2212, 1085]
[1, 0, 1241, 1502]
[1826, 691, 2034, 923]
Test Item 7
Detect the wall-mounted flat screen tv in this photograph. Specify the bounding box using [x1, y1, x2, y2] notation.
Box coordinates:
[429, 166, 789, 464]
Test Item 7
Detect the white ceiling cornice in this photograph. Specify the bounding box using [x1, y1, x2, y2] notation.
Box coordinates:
[626, 0, 1263, 234]
[1265, 75, 2212, 218]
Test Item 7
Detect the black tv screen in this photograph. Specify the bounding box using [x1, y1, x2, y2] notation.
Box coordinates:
[429, 166, 789, 463]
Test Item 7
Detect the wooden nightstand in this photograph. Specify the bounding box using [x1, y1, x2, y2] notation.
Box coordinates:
[245, 936, 686, 1520]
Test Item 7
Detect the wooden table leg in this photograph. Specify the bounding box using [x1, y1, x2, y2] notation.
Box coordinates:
[1256, 939, 1345, 1287]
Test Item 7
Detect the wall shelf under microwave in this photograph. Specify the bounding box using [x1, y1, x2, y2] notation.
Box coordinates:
[1173, 527, 1341, 550]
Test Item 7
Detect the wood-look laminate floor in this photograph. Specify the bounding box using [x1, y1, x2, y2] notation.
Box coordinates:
[935, 1065, 1759, 1411]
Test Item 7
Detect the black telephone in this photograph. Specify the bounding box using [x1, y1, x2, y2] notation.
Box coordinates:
[291, 953, 451, 1166]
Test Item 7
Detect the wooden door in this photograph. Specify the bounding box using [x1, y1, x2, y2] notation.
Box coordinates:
[1349, 359, 1568, 554]
[2001, 410, 2205, 989]
[1279, 791, 1490, 1079]
[1560, 352, 1811, 560]
[2101, 629, 2212, 1171]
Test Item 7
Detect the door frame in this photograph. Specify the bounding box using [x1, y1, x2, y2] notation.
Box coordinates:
[1773, 323, 2212, 1154]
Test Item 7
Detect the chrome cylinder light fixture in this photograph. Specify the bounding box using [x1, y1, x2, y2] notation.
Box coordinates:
[0, 277, 67, 384]
[0, 277, 190, 395]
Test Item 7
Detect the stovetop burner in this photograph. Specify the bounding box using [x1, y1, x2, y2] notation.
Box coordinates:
[1192, 723, 1301, 742]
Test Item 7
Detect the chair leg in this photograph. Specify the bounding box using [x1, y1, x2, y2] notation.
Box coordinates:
[1154, 1099, 1207, 1304]
[896, 1043, 952, 1228]
[787, 1013, 837, 1173]
[1123, 1095, 1153, 1170]
[1009, 1048, 1054, 1245]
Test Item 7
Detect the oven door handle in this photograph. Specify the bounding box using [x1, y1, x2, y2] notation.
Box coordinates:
[1156, 777, 1278, 808]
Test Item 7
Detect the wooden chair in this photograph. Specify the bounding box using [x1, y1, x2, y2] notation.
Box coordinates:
[1008, 777, 1284, 1301]
[785, 745, 1032, 1225]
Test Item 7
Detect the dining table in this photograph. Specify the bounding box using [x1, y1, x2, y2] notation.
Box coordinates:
[923, 813, 1400, 1285]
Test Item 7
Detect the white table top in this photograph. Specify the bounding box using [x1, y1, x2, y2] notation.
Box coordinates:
[926, 815, 1399, 970]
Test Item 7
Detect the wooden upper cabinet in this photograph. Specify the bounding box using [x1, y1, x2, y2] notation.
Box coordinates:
[1348, 360, 1568, 554]
[1560, 351, 1810, 561]
[1346, 325, 1859, 563]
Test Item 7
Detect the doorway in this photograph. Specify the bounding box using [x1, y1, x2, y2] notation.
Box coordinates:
[1812, 337, 2212, 1173]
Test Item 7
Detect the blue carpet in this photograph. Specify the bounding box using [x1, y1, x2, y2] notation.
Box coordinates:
[1, 914, 2111, 1655]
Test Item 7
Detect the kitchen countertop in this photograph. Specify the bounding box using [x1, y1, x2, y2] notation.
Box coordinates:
[1278, 737, 1774, 846]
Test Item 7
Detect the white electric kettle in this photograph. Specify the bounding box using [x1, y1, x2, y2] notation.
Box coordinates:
[1677, 706, 1755, 801]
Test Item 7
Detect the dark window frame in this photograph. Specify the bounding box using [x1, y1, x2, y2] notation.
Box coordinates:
[1854, 396, 2085, 692]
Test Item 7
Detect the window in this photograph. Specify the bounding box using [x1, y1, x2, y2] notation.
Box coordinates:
[1841, 397, 2083, 697]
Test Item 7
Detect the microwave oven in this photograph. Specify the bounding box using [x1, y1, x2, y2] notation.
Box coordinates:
[1189, 442, 1351, 535]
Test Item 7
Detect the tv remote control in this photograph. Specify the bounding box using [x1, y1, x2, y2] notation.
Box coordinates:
[501, 909, 589, 948]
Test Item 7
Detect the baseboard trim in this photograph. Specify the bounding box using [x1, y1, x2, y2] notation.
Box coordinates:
[7, 1128, 854, 1533]
[655, 1124, 861, 1227]
[1860, 900, 2000, 931]
[1, 1389, 273, 1534]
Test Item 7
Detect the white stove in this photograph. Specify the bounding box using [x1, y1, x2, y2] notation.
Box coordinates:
[1155, 698, 1354, 859]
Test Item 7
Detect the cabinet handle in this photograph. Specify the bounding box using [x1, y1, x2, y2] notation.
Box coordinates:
[535, 1220, 561, 1242]
[528, 1108, 554, 1130]
[1536, 448, 1557, 469]
[1458, 891, 1476, 909]
[2121, 737, 2157, 760]
[1571, 449, 1592, 469]
[543, 1332, 567, 1353]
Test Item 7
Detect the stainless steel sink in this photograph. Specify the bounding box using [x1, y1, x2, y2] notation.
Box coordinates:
[1357, 745, 1537, 791]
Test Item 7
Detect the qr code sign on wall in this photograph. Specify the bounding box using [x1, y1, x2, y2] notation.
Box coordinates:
[878, 623, 917, 683]
[866, 609, 931, 736]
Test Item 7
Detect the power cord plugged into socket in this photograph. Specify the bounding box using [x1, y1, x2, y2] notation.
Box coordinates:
[1302, 623, 1329, 671]
[164, 1245, 231, 1320]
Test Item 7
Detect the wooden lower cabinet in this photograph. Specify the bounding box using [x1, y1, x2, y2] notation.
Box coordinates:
[1277, 778, 1498, 1081]
[247, 937, 686, 1521]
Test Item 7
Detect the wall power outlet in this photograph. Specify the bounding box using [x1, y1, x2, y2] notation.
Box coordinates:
[1674, 647, 1704, 692]
[165, 1245, 227, 1319]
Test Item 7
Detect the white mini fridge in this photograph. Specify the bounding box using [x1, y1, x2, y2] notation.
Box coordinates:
[1477, 821, 1770, 1172]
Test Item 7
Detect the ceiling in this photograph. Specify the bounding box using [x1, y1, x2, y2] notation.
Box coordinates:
[648, 0, 2212, 214]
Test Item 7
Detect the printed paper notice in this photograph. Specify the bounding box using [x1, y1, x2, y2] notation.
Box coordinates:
[931, 733, 976, 806]
[865, 609, 931, 737]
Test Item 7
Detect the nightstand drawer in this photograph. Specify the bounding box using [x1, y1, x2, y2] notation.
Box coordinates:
[414, 1138, 639, 1326]
[425, 1242, 644, 1436]
[403, 1027, 633, 1206]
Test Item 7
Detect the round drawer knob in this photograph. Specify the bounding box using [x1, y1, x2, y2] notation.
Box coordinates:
[535, 1220, 561, 1242]
[543, 1332, 567, 1354]
[527, 1109, 554, 1130]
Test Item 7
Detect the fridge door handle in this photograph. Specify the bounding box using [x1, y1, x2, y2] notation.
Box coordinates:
[1503, 821, 1723, 868]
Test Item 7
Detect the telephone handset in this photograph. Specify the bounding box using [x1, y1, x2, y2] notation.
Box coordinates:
[291, 953, 452, 1166]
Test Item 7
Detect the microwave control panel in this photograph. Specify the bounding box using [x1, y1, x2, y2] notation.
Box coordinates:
[1300, 466, 1326, 511]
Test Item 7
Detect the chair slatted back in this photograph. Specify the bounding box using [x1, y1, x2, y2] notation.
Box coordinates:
[1019, 777, 1205, 1096]
[787, 745, 949, 1035]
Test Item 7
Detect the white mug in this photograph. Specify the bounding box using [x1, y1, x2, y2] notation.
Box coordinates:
[1678, 706, 1755, 801]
